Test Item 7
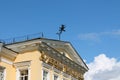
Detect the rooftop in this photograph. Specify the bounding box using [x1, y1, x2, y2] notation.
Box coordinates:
[0, 33, 44, 44]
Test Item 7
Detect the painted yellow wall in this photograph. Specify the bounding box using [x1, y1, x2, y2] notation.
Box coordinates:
[0, 50, 78, 80]
[0, 50, 43, 80]
[0, 61, 16, 80]
[14, 50, 43, 80]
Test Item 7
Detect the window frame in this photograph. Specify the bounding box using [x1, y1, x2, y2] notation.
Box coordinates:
[14, 61, 31, 80]
[0, 66, 6, 80]
[42, 69, 49, 80]
[19, 69, 29, 80]
[53, 74, 59, 80]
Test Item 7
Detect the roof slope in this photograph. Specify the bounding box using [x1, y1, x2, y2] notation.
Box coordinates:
[4, 38, 88, 71]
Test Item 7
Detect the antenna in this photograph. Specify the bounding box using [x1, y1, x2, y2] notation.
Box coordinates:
[56, 24, 66, 40]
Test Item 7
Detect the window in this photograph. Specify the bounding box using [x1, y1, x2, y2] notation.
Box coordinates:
[43, 70, 48, 80]
[14, 61, 31, 80]
[0, 66, 5, 80]
[54, 75, 58, 80]
[0, 70, 4, 80]
[19, 69, 28, 80]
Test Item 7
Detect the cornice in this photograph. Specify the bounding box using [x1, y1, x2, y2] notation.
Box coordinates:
[0, 56, 13, 65]
[65, 43, 89, 71]
[0, 47, 17, 61]
[5, 38, 68, 53]
[39, 42, 85, 80]
[3, 38, 88, 72]
[5, 42, 41, 53]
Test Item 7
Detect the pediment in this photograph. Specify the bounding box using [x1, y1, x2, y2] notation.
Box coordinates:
[40, 39, 89, 71]
[4, 38, 88, 71]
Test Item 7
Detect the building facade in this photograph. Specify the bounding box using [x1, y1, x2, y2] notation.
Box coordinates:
[0, 38, 88, 80]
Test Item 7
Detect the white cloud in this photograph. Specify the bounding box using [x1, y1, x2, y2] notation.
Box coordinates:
[78, 29, 120, 41]
[84, 54, 120, 80]
[78, 33, 100, 41]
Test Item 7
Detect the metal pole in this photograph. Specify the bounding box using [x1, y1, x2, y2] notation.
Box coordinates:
[59, 33, 61, 40]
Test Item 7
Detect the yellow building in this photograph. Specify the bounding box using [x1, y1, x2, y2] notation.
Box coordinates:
[0, 38, 88, 80]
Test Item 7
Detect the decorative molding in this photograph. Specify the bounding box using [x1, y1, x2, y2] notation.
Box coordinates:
[0, 57, 13, 65]
[65, 43, 89, 71]
[14, 61, 31, 69]
[62, 72, 70, 78]
[0, 47, 17, 61]
[41, 61, 83, 80]
[14, 61, 31, 80]
[52, 67, 61, 74]
[15, 43, 40, 53]
[40, 53, 83, 80]
[5, 39, 42, 53]
[4, 38, 88, 71]
[41, 62, 52, 69]
[39, 42, 86, 72]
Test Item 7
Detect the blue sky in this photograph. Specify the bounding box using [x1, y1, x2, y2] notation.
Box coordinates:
[1, 0, 120, 79]
[0, 0, 120, 64]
